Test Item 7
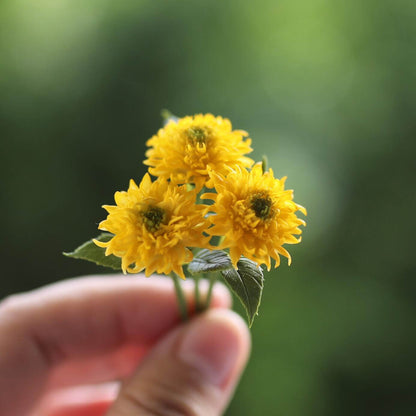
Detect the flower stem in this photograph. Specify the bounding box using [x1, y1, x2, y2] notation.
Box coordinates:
[171, 273, 188, 321]
[194, 276, 203, 312]
[204, 273, 216, 310]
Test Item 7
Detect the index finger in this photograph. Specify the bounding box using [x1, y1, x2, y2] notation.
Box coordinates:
[0, 275, 231, 416]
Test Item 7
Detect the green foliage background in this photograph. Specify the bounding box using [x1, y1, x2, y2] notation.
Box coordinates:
[1, 0, 415, 414]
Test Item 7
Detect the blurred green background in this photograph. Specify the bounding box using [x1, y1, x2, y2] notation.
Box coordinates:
[1, 0, 415, 414]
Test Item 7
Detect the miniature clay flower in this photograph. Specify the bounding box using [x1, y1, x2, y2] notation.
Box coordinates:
[94, 174, 210, 278]
[203, 164, 307, 269]
[144, 113, 254, 190]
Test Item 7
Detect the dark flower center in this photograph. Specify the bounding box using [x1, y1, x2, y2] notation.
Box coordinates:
[141, 206, 167, 232]
[187, 126, 208, 145]
[250, 193, 273, 220]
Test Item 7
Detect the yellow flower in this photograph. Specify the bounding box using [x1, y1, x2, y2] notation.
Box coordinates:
[144, 113, 254, 190]
[203, 164, 307, 269]
[94, 174, 210, 278]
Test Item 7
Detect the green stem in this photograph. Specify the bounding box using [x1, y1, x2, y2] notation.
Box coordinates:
[204, 274, 217, 310]
[171, 273, 188, 321]
[194, 276, 203, 312]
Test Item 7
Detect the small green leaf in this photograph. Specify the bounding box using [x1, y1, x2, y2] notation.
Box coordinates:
[261, 154, 268, 173]
[188, 249, 233, 275]
[63, 233, 122, 271]
[220, 258, 264, 327]
[161, 109, 179, 125]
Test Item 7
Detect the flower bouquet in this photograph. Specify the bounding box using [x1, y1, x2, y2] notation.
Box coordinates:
[65, 112, 306, 326]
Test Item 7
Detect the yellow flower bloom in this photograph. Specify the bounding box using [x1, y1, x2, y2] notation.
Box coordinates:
[144, 114, 254, 190]
[203, 164, 307, 269]
[94, 174, 210, 278]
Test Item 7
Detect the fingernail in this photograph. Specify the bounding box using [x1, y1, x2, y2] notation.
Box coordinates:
[178, 310, 247, 387]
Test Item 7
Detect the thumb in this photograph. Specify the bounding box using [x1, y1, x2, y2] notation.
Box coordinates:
[107, 309, 251, 416]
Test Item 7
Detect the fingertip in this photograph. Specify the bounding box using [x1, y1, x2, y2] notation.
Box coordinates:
[107, 306, 250, 415]
[178, 308, 251, 388]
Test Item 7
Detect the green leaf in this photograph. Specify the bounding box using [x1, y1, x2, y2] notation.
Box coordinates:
[220, 258, 264, 327]
[262, 154, 268, 173]
[63, 233, 122, 271]
[161, 109, 179, 125]
[188, 249, 233, 275]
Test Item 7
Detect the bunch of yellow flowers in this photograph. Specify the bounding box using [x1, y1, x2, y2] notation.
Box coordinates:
[94, 113, 306, 279]
[66, 112, 306, 325]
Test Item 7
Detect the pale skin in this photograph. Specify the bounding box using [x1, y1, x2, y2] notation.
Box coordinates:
[0, 275, 251, 416]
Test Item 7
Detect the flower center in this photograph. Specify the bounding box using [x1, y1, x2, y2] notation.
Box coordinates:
[187, 126, 208, 146]
[140, 206, 167, 233]
[250, 193, 274, 220]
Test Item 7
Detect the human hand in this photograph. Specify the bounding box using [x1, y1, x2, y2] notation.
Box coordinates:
[0, 275, 250, 416]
